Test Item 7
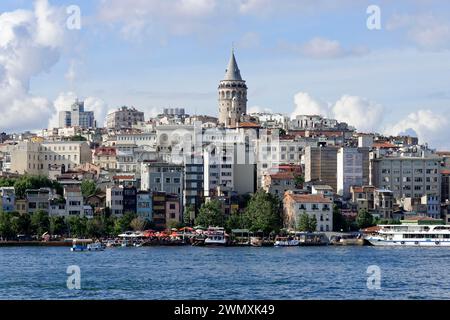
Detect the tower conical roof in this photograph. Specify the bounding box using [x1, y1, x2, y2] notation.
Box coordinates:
[224, 49, 243, 81]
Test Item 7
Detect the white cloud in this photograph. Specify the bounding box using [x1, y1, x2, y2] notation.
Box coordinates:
[248, 105, 272, 113]
[0, 0, 67, 133]
[385, 109, 449, 149]
[387, 13, 450, 50]
[291, 92, 384, 132]
[85, 96, 109, 127]
[291, 92, 329, 119]
[332, 95, 383, 133]
[49, 92, 109, 129]
[278, 37, 369, 59]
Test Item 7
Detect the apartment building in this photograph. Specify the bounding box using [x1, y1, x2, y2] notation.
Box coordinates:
[337, 147, 369, 199]
[106, 186, 124, 216]
[93, 147, 117, 170]
[370, 155, 441, 200]
[10, 141, 92, 175]
[0, 187, 15, 212]
[137, 191, 152, 222]
[283, 192, 333, 232]
[106, 106, 145, 130]
[304, 146, 339, 192]
[59, 100, 95, 129]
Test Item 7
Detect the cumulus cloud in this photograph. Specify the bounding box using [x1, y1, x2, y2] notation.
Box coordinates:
[291, 92, 329, 119]
[85, 96, 109, 127]
[291, 92, 383, 132]
[332, 95, 384, 133]
[0, 0, 66, 133]
[385, 109, 449, 149]
[48, 92, 110, 129]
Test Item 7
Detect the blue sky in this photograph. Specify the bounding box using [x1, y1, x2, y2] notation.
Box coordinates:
[1, 0, 450, 148]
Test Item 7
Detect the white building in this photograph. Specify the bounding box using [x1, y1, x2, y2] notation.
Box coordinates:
[106, 186, 124, 216]
[337, 147, 369, 199]
[283, 192, 333, 232]
[59, 100, 95, 129]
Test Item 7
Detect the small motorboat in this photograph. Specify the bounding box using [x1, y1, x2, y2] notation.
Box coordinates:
[70, 239, 93, 252]
[274, 236, 299, 247]
[87, 242, 105, 251]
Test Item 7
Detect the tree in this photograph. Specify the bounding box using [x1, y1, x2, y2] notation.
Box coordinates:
[225, 209, 245, 231]
[30, 210, 50, 237]
[11, 213, 31, 236]
[81, 180, 97, 198]
[294, 174, 305, 189]
[0, 212, 14, 240]
[130, 217, 146, 231]
[50, 216, 67, 236]
[297, 212, 317, 232]
[9, 175, 63, 198]
[183, 205, 195, 226]
[332, 205, 347, 232]
[195, 200, 224, 227]
[243, 190, 282, 234]
[297, 212, 311, 232]
[356, 209, 374, 229]
[114, 212, 137, 234]
[67, 216, 88, 238]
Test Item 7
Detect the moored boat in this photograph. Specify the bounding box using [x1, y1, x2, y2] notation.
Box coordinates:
[364, 224, 450, 246]
[274, 236, 299, 247]
[204, 227, 228, 246]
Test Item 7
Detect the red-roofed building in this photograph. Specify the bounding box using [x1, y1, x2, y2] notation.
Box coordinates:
[263, 171, 297, 198]
[93, 147, 117, 170]
[283, 191, 333, 231]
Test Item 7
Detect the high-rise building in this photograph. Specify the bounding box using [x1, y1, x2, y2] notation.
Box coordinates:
[58, 100, 95, 129]
[305, 146, 339, 192]
[218, 50, 247, 128]
[337, 147, 370, 199]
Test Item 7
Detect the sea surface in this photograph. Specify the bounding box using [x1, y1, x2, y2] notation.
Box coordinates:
[0, 246, 449, 300]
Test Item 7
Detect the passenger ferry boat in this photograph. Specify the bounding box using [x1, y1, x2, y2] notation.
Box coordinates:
[204, 227, 228, 246]
[365, 224, 450, 246]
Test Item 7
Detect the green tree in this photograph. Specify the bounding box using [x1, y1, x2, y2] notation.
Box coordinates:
[11, 212, 31, 236]
[67, 216, 88, 238]
[297, 212, 311, 232]
[195, 200, 224, 227]
[49, 216, 66, 236]
[183, 205, 195, 226]
[81, 180, 97, 198]
[114, 212, 137, 234]
[225, 209, 245, 231]
[243, 190, 282, 234]
[130, 217, 146, 231]
[293, 174, 305, 189]
[30, 210, 50, 237]
[332, 205, 347, 232]
[0, 212, 14, 240]
[356, 209, 374, 229]
[86, 217, 106, 238]
[11, 175, 62, 198]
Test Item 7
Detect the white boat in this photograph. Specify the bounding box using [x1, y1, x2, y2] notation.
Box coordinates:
[204, 227, 227, 246]
[87, 242, 105, 251]
[70, 239, 93, 252]
[274, 237, 299, 247]
[365, 224, 450, 247]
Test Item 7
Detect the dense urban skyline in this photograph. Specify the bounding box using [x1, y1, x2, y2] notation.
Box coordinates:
[1, 0, 450, 149]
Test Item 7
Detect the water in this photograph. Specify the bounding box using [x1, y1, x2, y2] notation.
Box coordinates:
[0, 246, 449, 300]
